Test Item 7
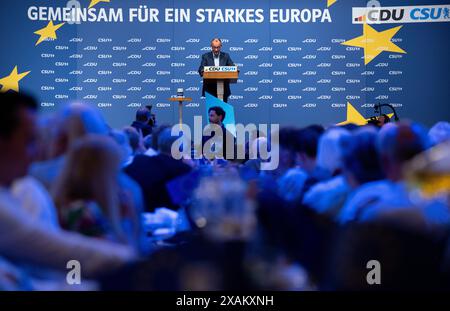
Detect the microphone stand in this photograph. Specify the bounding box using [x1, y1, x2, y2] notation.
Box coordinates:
[374, 103, 400, 122]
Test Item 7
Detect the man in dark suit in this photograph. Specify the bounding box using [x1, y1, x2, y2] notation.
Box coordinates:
[124, 128, 192, 212]
[202, 106, 236, 160]
[130, 107, 153, 137]
[198, 38, 235, 103]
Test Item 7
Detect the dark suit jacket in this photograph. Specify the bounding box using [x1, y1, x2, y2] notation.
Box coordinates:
[131, 121, 152, 137]
[198, 52, 235, 102]
[202, 124, 236, 160]
[124, 154, 192, 212]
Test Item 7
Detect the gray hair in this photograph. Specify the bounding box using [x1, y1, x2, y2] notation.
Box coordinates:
[428, 121, 450, 146]
[210, 38, 222, 45]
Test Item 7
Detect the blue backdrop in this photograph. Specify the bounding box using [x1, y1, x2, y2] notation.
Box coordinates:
[0, 0, 449, 129]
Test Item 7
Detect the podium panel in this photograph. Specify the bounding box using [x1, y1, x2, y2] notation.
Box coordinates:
[202, 66, 239, 101]
[203, 66, 238, 81]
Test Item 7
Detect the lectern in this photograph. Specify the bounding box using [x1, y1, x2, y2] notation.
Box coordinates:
[169, 96, 192, 129]
[202, 66, 239, 101]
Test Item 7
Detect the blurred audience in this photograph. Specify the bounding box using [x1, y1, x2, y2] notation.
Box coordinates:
[303, 127, 352, 217]
[123, 126, 146, 156]
[1, 90, 449, 291]
[339, 122, 450, 229]
[0, 92, 136, 290]
[28, 102, 146, 246]
[131, 107, 153, 137]
[53, 135, 141, 249]
[125, 127, 192, 212]
[428, 121, 450, 146]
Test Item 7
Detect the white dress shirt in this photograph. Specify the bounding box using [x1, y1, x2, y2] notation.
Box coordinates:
[214, 53, 220, 66]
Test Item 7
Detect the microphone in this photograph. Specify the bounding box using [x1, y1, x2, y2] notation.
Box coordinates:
[177, 88, 184, 98]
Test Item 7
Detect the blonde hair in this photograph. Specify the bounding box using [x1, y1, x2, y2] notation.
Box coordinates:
[51, 103, 110, 157]
[53, 134, 128, 243]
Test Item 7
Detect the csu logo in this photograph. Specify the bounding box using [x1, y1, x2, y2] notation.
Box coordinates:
[332, 87, 346, 92]
[156, 103, 171, 107]
[288, 79, 302, 84]
[353, 5, 450, 24]
[273, 103, 288, 108]
[229, 95, 243, 100]
[411, 7, 450, 21]
[288, 96, 302, 100]
[273, 87, 288, 92]
[157, 87, 170, 91]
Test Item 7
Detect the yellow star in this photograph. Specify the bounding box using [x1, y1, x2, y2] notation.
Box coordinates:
[337, 102, 393, 126]
[0, 66, 31, 93]
[342, 23, 406, 65]
[34, 21, 65, 46]
[88, 0, 110, 9]
[327, 0, 338, 7]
